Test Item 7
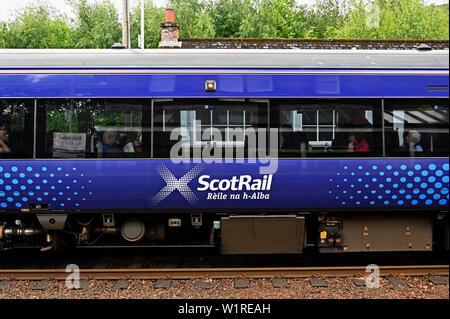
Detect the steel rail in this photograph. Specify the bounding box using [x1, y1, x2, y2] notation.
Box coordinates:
[0, 265, 447, 281]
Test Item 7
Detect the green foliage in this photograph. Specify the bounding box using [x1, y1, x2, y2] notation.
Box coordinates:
[0, 5, 74, 48]
[0, 0, 448, 49]
[334, 0, 449, 40]
[0, 22, 10, 48]
[46, 110, 78, 133]
[239, 0, 279, 38]
[190, 9, 216, 38]
[206, 0, 254, 37]
[45, 104, 142, 134]
[68, 0, 121, 48]
[437, 3, 449, 12]
[306, 0, 350, 38]
[272, 0, 309, 38]
[168, 0, 215, 38]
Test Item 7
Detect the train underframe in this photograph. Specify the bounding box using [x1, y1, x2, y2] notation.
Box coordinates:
[0, 210, 448, 253]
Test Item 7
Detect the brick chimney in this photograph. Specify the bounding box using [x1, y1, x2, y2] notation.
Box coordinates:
[159, 8, 182, 48]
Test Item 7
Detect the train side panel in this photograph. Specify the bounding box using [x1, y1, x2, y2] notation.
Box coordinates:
[1, 159, 448, 212]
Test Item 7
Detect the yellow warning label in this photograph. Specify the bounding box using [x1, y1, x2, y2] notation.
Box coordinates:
[320, 231, 327, 239]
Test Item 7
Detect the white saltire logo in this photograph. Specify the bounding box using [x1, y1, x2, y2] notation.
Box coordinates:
[152, 164, 204, 205]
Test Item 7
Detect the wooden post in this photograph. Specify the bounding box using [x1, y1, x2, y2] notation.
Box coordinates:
[122, 0, 130, 48]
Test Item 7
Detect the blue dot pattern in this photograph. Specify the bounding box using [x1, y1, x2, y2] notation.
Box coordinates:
[330, 161, 449, 208]
[0, 163, 92, 209]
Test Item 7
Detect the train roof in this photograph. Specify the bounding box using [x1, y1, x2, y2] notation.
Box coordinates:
[0, 48, 448, 69]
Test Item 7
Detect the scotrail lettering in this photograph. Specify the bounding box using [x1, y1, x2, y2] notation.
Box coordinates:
[198, 174, 273, 201]
[197, 175, 273, 191]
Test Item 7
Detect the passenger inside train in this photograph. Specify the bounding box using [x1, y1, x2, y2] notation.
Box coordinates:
[405, 130, 424, 152]
[347, 132, 370, 152]
[0, 126, 11, 153]
[102, 131, 124, 153]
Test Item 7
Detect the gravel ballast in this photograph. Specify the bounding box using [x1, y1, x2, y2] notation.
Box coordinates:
[0, 276, 448, 299]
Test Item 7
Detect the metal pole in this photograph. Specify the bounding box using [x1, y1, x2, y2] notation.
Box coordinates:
[122, 0, 130, 48]
[140, 0, 145, 49]
[128, 3, 131, 49]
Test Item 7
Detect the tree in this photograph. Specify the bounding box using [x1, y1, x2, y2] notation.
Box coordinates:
[334, 0, 449, 40]
[1, 5, 74, 48]
[190, 10, 216, 38]
[219, 0, 309, 39]
[437, 3, 449, 13]
[68, 0, 122, 48]
[0, 22, 10, 48]
[239, 0, 283, 38]
[272, 0, 309, 38]
[0, 0, 448, 48]
[168, 0, 215, 38]
[305, 0, 350, 38]
[206, 0, 254, 38]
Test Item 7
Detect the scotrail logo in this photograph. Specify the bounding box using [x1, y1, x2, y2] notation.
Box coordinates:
[151, 164, 204, 205]
[152, 164, 274, 205]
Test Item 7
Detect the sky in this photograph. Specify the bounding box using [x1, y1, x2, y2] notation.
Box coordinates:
[0, 0, 448, 22]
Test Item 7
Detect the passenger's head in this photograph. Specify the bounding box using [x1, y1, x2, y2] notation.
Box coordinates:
[348, 134, 357, 144]
[406, 130, 421, 145]
[347, 124, 368, 144]
[348, 133, 364, 144]
[103, 131, 117, 145]
[0, 127, 9, 143]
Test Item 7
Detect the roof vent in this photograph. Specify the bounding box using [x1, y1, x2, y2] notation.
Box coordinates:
[111, 43, 126, 49]
[417, 44, 432, 51]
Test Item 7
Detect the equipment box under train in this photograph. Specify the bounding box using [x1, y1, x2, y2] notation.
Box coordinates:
[221, 215, 306, 254]
[318, 214, 433, 253]
[342, 215, 433, 252]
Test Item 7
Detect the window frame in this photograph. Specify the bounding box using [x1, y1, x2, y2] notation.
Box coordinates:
[4, 97, 447, 161]
[152, 98, 269, 159]
[35, 98, 151, 159]
[383, 98, 449, 158]
[0, 98, 35, 159]
[270, 98, 384, 158]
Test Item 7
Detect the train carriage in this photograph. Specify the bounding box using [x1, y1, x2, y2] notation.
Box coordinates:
[0, 48, 448, 254]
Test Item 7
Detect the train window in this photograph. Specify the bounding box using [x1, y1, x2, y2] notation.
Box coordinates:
[0, 99, 34, 159]
[153, 99, 268, 159]
[271, 99, 382, 158]
[36, 99, 150, 158]
[384, 99, 449, 157]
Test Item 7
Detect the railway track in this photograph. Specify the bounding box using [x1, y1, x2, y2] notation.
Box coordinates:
[0, 265, 447, 281]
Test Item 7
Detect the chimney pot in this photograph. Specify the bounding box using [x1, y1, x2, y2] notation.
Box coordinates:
[159, 8, 181, 48]
[166, 8, 175, 23]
